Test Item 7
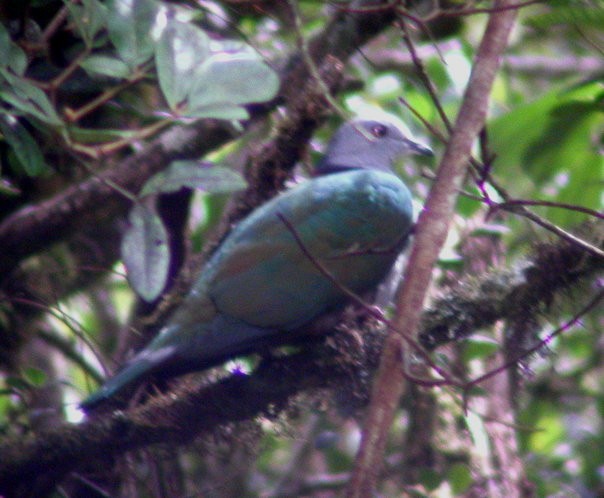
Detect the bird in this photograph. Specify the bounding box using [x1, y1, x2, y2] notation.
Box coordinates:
[81, 119, 432, 410]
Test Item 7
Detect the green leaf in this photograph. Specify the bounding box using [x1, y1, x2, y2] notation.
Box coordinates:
[456, 184, 484, 218]
[140, 160, 246, 196]
[23, 367, 47, 387]
[418, 468, 442, 491]
[528, 406, 566, 453]
[0, 23, 27, 75]
[80, 55, 131, 79]
[107, 0, 161, 69]
[186, 51, 279, 119]
[4, 376, 30, 392]
[448, 463, 472, 495]
[462, 335, 500, 362]
[121, 202, 170, 302]
[0, 115, 49, 176]
[65, 0, 108, 47]
[65, 126, 141, 144]
[183, 103, 250, 121]
[0, 70, 63, 126]
[155, 19, 210, 110]
[526, 4, 604, 29]
[489, 82, 604, 227]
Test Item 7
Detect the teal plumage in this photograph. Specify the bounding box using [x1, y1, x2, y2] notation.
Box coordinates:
[81, 120, 431, 410]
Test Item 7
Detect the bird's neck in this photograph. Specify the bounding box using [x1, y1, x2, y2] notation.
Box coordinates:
[313, 161, 363, 176]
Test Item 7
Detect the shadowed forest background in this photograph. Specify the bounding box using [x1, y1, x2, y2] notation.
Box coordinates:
[0, 1, 602, 497]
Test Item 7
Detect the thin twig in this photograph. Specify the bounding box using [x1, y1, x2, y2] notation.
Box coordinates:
[9, 297, 105, 382]
[468, 287, 604, 389]
[399, 21, 453, 133]
[286, 0, 349, 120]
[491, 194, 604, 259]
[493, 199, 604, 220]
[442, 0, 541, 17]
[66, 119, 173, 160]
[42, 6, 68, 43]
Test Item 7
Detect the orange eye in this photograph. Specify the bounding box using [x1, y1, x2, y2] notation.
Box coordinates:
[371, 124, 388, 137]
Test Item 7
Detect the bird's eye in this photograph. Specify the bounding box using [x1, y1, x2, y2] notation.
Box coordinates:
[371, 124, 388, 138]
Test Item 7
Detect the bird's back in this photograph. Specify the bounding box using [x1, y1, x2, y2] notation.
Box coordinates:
[204, 169, 413, 330]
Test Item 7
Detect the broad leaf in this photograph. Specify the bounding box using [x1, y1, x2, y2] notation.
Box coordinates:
[461, 335, 500, 362]
[155, 19, 210, 110]
[140, 160, 246, 197]
[107, 0, 162, 69]
[0, 23, 27, 75]
[23, 367, 47, 387]
[80, 55, 131, 79]
[489, 82, 603, 227]
[0, 115, 49, 176]
[121, 202, 170, 302]
[0, 70, 63, 126]
[186, 51, 279, 119]
[183, 103, 250, 121]
[448, 463, 473, 495]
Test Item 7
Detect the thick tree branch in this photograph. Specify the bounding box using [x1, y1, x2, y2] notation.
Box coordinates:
[0, 121, 234, 277]
[0, 319, 383, 498]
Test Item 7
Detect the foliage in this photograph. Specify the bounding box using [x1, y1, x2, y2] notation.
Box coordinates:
[0, 1, 602, 497]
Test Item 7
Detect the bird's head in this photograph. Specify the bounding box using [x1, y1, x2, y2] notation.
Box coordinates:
[315, 119, 432, 175]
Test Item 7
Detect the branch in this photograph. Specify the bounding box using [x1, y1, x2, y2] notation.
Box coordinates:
[0, 121, 234, 276]
[420, 220, 604, 349]
[0, 320, 383, 498]
[370, 44, 604, 77]
[346, 2, 521, 496]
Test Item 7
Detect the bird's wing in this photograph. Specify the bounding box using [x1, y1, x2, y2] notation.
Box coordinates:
[207, 170, 413, 330]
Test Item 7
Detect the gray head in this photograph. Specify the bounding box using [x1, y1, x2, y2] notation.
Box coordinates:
[315, 119, 432, 175]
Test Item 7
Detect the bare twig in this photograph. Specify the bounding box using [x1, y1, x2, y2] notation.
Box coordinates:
[286, 0, 349, 120]
[498, 204, 604, 259]
[468, 287, 604, 389]
[493, 199, 603, 220]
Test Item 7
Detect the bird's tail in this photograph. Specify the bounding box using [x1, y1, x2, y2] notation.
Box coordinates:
[80, 316, 283, 412]
[79, 352, 165, 411]
[80, 321, 198, 411]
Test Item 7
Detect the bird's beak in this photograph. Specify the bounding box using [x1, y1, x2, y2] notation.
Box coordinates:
[405, 138, 433, 157]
